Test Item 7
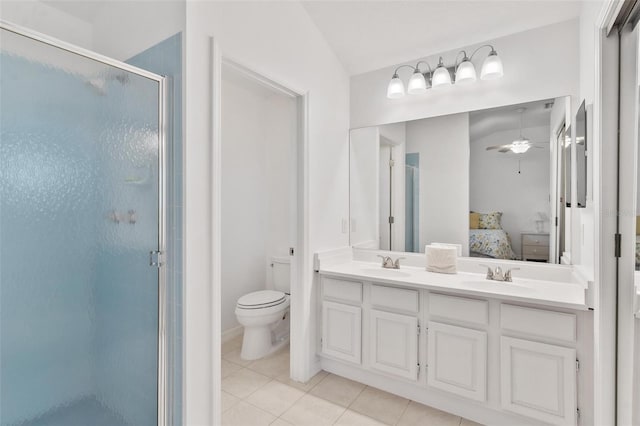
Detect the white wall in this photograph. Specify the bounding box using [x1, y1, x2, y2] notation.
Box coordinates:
[405, 113, 469, 254]
[470, 125, 550, 259]
[350, 127, 380, 247]
[221, 71, 295, 333]
[350, 19, 579, 129]
[185, 2, 350, 423]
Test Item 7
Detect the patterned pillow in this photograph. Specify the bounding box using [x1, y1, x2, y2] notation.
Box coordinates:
[469, 213, 480, 229]
[478, 212, 502, 230]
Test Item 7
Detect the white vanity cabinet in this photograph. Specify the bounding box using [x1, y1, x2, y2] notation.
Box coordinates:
[427, 321, 487, 401]
[368, 284, 420, 381]
[318, 273, 589, 426]
[322, 301, 362, 364]
[320, 278, 363, 364]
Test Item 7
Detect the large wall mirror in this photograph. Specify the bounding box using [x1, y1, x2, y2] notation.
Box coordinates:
[350, 96, 573, 264]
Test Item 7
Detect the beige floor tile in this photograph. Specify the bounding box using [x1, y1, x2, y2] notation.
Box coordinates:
[221, 400, 275, 426]
[247, 348, 290, 378]
[460, 418, 484, 426]
[280, 393, 346, 426]
[246, 380, 305, 417]
[334, 409, 387, 426]
[221, 391, 240, 413]
[396, 401, 461, 426]
[349, 386, 409, 425]
[276, 369, 329, 392]
[221, 368, 271, 399]
[270, 419, 294, 426]
[222, 347, 253, 367]
[222, 334, 243, 355]
[222, 359, 243, 378]
[309, 373, 365, 407]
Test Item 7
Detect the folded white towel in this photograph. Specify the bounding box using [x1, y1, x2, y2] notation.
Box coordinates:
[430, 242, 462, 256]
[425, 245, 457, 274]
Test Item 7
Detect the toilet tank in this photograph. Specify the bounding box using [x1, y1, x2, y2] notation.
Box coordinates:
[271, 256, 291, 293]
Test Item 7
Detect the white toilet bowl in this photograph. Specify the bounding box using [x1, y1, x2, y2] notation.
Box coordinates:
[235, 290, 290, 360]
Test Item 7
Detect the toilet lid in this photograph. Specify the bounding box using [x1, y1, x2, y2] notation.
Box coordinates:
[237, 290, 286, 309]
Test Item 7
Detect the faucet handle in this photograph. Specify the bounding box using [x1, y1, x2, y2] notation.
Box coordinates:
[504, 267, 520, 282]
[478, 264, 494, 279]
[393, 257, 405, 269]
[377, 255, 392, 267]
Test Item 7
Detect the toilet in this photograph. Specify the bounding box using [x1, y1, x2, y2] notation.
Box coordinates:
[235, 256, 291, 360]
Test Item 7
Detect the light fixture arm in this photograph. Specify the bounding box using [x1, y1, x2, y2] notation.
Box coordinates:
[454, 50, 470, 72]
[415, 60, 433, 79]
[469, 44, 497, 61]
[392, 64, 418, 77]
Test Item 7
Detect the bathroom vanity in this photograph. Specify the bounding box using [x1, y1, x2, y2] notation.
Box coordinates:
[315, 250, 593, 426]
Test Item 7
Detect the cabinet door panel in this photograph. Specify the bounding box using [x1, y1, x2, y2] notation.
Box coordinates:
[500, 337, 576, 426]
[427, 321, 487, 401]
[369, 309, 418, 380]
[322, 301, 362, 364]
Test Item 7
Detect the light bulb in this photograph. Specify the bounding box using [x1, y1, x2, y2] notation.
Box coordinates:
[455, 59, 477, 84]
[480, 50, 504, 80]
[387, 73, 405, 99]
[407, 70, 427, 95]
[432, 58, 451, 88]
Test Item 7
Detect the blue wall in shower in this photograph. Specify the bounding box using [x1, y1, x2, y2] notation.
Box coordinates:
[0, 52, 100, 424]
[126, 32, 183, 426]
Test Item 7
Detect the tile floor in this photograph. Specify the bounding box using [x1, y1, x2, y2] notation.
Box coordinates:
[221, 335, 483, 426]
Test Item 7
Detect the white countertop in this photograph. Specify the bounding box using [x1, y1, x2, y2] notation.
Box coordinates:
[319, 260, 589, 311]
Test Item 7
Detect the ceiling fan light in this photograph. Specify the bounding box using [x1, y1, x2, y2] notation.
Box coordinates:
[455, 59, 477, 84]
[432, 58, 451, 88]
[407, 70, 427, 95]
[480, 50, 504, 80]
[510, 140, 530, 154]
[387, 73, 405, 99]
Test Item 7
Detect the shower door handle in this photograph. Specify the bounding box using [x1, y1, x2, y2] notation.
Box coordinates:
[150, 250, 163, 267]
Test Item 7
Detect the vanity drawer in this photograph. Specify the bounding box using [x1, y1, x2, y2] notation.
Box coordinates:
[322, 277, 362, 304]
[371, 285, 419, 313]
[522, 234, 549, 247]
[428, 293, 489, 326]
[500, 304, 576, 343]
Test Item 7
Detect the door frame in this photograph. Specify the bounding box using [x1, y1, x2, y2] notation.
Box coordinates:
[211, 47, 309, 426]
[0, 19, 170, 426]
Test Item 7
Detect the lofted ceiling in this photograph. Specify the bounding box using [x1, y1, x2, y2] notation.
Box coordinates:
[301, 0, 582, 75]
[469, 98, 555, 142]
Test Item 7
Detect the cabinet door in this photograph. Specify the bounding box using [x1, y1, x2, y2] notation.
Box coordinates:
[322, 301, 361, 364]
[500, 337, 576, 426]
[369, 309, 418, 380]
[427, 321, 487, 401]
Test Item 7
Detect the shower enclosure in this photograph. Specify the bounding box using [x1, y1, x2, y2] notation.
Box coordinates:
[0, 22, 166, 426]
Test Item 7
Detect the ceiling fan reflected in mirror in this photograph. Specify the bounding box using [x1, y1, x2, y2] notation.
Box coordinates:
[486, 108, 547, 154]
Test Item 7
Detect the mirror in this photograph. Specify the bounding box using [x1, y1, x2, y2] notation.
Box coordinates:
[349, 96, 571, 264]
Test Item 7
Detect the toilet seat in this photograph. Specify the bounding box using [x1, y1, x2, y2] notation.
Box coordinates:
[237, 290, 286, 310]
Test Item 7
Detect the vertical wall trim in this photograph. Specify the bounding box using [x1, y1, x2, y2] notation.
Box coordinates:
[211, 36, 222, 426]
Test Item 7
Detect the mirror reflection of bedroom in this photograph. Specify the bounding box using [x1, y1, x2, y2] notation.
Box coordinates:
[469, 98, 567, 263]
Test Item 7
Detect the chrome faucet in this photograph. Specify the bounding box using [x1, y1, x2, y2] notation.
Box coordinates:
[377, 255, 405, 269]
[479, 264, 520, 282]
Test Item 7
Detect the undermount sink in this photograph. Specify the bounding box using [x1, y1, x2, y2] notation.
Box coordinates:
[462, 280, 534, 293]
[361, 268, 411, 278]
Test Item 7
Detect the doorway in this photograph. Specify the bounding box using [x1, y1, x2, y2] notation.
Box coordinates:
[219, 58, 305, 418]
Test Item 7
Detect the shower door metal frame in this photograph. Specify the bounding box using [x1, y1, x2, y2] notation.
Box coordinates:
[0, 20, 170, 426]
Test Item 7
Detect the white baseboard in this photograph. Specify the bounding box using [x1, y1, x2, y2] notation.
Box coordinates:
[222, 325, 243, 344]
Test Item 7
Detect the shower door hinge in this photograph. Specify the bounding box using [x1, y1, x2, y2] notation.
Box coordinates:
[150, 250, 164, 267]
[615, 233, 622, 258]
[389, 216, 395, 224]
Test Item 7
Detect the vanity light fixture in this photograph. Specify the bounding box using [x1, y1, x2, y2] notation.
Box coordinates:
[386, 45, 503, 99]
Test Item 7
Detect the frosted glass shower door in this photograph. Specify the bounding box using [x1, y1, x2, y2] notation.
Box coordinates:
[0, 25, 165, 426]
